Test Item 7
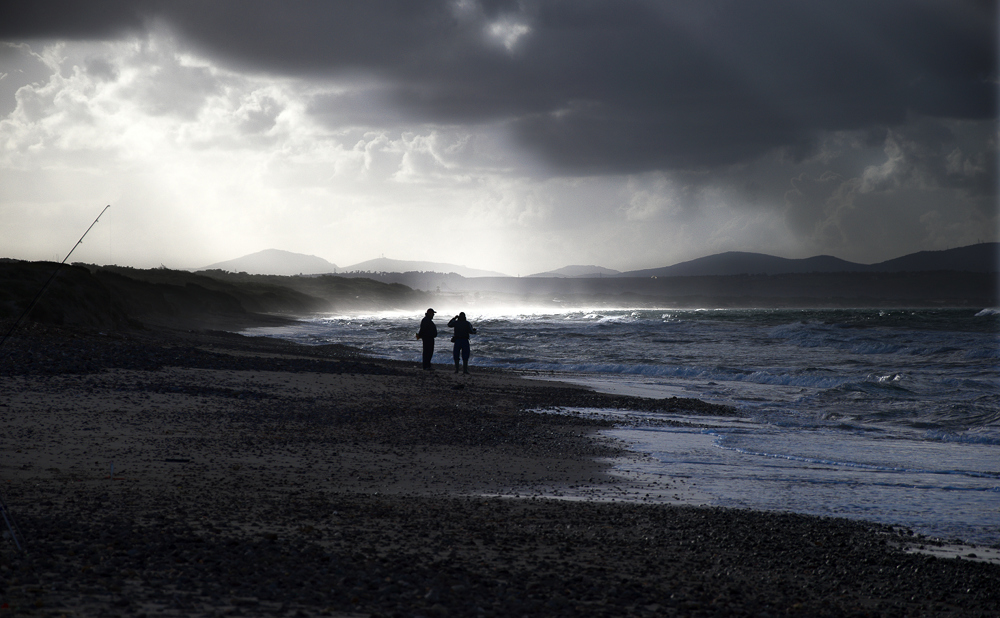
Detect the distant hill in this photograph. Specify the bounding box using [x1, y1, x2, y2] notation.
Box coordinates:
[528, 265, 622, 278]
[198, 249, 337, 276]
[622, 243, 999, 277]
[869, 243, 999, 273]
[341, 257, 508, 278]
[623, 252, 866, 277]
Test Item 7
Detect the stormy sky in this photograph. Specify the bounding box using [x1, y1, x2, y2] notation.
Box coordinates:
[1, 0, 996, 274]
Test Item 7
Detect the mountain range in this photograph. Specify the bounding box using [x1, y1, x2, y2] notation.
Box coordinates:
[199, 243, 998, 279]
[528, 265, 622, 278]
[199, 249, 338, 276]
[198, 251, 508, 278]
[620, 243, 998, 277]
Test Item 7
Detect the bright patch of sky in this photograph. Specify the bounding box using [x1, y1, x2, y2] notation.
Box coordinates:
[487, 19, 532, 52]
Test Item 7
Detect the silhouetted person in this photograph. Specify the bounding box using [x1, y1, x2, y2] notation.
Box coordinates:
[416, 308, 437, 370]
[448, 312, 477, 374]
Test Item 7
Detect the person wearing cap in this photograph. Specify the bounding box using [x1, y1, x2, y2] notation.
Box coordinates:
[447, 311, 477, 374]
[416, 308, 438, 370]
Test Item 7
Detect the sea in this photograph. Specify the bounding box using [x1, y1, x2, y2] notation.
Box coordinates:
[243, 307, 1000, 547]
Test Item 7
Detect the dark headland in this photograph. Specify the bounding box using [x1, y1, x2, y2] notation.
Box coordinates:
[1, 259, 999, 616]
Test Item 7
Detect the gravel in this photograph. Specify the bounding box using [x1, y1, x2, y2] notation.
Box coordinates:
[1, 322, 998, 616]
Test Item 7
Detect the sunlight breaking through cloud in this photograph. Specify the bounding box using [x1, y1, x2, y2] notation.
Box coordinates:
[0, 2, 995, 273]
[487, 19, 532, 53]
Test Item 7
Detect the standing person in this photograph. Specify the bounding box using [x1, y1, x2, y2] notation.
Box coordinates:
[416, 308, 437, 370]
[447, 312, 477, 374]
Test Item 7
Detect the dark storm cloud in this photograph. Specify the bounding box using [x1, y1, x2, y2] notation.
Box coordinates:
[2, 0, 995, 174]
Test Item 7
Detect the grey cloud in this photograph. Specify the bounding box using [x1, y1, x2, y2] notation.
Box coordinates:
[0, 43, 52, 117]
[239, 95, 281, 134]
[781, 118, 998, 257]
[307, 88, 409, 130]
[125, 58, 220, 119]
[828, 185, 993, 262]
[0, 1, 148, 39]
[784, 171, 846, 238]
[1, 0, 995, 175]
[84, 56, 119, 82]
[856, 120, 998, 198]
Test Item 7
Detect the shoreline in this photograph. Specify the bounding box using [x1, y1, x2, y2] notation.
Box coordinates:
[2, 322, 998, 616]
[524, 372, 1000, 552]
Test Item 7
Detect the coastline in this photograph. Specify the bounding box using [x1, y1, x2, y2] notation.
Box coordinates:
[2, 322, 998, 616]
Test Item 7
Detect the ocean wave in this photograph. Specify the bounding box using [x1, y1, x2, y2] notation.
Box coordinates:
[496, 360, 713, 378]
[965, 346, 1000, 359]
[849, 341, 904, 354]
[809, 376, 912, 398]
[710, 435, 908, 472]
[922, 431, 1000, 446]
[820, 373, 909, 390]
[975, 308, 1000, 317]
[939, 377, 999, 391]
[594, 312, 646, 324]
[869, 372, 905, 385]
[765, 323, 974, 358]
[920, 400, 1000, 429]
[734, 370, 846, 389]
[712, 436, 1000, 480]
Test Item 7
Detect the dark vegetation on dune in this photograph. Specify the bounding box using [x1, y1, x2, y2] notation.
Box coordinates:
[0, 260, 430, 331]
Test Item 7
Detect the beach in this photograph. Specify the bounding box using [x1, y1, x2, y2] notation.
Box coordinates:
[2, 323, 999, 616]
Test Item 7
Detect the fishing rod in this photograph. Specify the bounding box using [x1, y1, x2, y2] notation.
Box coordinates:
[0, 204, 111, 352]
[0, 204, 110, 555]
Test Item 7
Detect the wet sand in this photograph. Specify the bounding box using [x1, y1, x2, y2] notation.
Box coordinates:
[2, 323, 998, 616]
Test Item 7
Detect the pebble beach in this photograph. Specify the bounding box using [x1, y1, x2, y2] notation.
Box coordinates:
[2, 322, 999, 617]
